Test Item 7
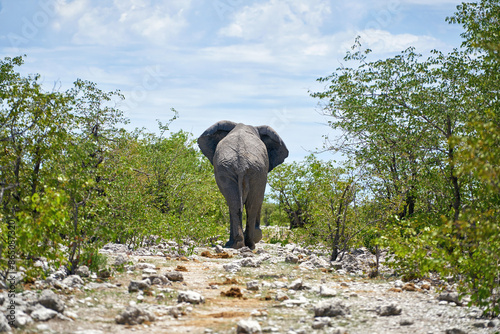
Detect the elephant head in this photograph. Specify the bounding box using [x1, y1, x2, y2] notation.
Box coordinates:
[198, 120, 289, 172]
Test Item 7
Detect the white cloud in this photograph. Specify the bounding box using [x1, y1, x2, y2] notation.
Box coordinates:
[200, 44, 274, 64]
[53, 0, 190, 46]
[357, 29, 444, 53]
[220, 0, 330, 41]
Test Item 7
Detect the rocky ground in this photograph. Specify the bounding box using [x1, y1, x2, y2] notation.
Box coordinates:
[1, 234, 499, 334]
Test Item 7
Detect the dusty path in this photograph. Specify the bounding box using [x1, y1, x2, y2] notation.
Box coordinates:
[12, 241, 500, 334]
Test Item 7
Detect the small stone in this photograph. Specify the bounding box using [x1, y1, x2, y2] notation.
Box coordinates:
[62, 275, 84, 288]
[64, 311, 78, 319]
[472, 321, 487, 328]
[246, 281, 260, 291]
[314, 300, 350, 317]
[36, 324, 51, 331]
[85, 282, 118, 290]
[288, 279, 302, 290]
[50, 269, 67, 280]
[13, 310, 34, 328]
[241, 258, 261, 268]
[223, 262, 241, 273]
[312, 317, 331, 329]
[142, 268, 157, 275]
[438, 292, 462, 305]
[115, 306, 156, 325]
[134, 263, 156, 270]
[400, 318, 414, 326]
[56, 313, 73, 321]
[0, 313, 11, 332]
[275, 291, 289, 301]
[377, 303, 402, 316]
[319, 285, 337, 297]
[282, 296, 308, 307]
[113, 254, 128, 266]
[488, 320, 499, 328]
[165, 271, 184, 282]
[149, 276, 168, 285]
[128, 279, 151, 293]
[445, 328, 467, 334]
[177, 290, 205, 304]
[236, 318, 262, 334]
[330, 261, 343, 270]
[38, 289, 65, 313]
[285, 253, 299, 264]
[394, 280, 404, 288]
[75, 265, 90, 277]
[31, 305, 58, 321]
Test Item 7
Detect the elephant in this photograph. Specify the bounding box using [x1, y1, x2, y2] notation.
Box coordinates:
[198, 120, 289, 249]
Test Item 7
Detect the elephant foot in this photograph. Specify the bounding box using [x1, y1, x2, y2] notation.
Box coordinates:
[253, 228, 262, 243]
[245, 240, 256, 250]
[224, 239, 245, 249]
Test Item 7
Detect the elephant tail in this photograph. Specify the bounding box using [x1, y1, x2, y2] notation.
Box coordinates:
[237, 173, 244, 214]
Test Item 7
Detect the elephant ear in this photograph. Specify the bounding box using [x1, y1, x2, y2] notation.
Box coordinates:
[197, 120, 237, 164]
[257, 125, 289, 172]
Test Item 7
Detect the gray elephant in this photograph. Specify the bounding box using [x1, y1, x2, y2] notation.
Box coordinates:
[198, 120, 289, 249]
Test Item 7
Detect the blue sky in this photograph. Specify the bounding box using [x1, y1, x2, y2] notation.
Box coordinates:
[0, 0, 464, 162]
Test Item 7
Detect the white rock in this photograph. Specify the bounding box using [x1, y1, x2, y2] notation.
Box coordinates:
[31, 306, 58, 321]
[0, 313, 11, 332]
[282, 296, 309, 307]
[314, 300, 350, 317]
[75, 265, 90, 277]
[12, 310, 33, 328]
[142, 268, 157, 275]
[134, 263, 156, 270]
[177, 291, 205, 304]
[312, 317, 331, 329]
[285, 253, 299, 264]
[115, 306, 156, 325]
[62, 275, 84, 288]
[223, 262, 241, 273]
[113, 254, 128, 266]
[38, 289, 65, 313]
[246, 281, 259, 291]
[377, 303, 402, 316]
[288, 279, 302, 290]
[319, 285, 337, 297]
[241, 258, 261, 268]
[394, 280, 404, 288]
[236, 318, 262, 334]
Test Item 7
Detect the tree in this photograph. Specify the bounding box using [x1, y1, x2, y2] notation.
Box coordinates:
[0, 55, 228, 281]
[443, 0, 500, 316]
[310, 0, 500, 315]
[0, 56, 73, 275]
[268, 155, 364, 261]
[312, 40, 482, 227]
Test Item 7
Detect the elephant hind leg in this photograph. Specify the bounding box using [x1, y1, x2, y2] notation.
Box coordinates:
[225, 207, 245, 249]
[244, 193, 265, 250]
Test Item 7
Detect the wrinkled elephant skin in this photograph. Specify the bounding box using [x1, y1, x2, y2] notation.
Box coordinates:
[198, 121, 289, 249]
